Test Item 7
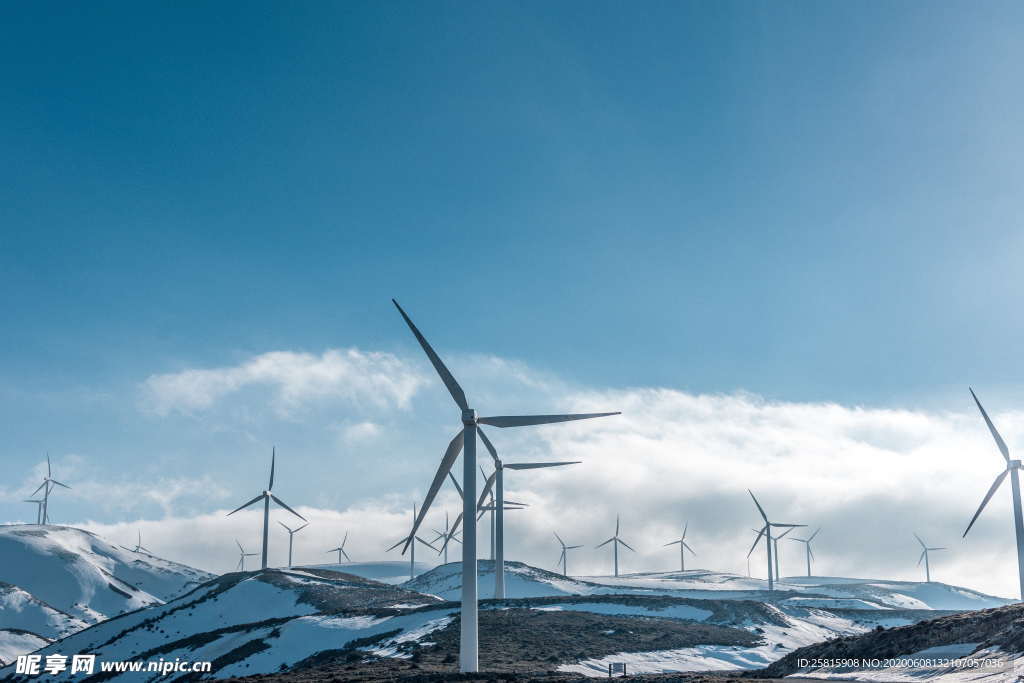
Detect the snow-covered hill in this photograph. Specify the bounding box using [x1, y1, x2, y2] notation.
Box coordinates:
[0, 525, 212, 626]
[1, 568, 446, 681]
[0, 630, 50, 668]
[406, 563, 1011, 611]
[0, 582, 86, 640]
[304, 561, 432, 585]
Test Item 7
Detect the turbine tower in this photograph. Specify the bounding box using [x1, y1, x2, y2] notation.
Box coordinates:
[227, 448, 306, 570]
[279, 521, 309, 568]
[747, 490, 804, 591]
[387, 503, 439, 580]
[790, 528, 821, 577]
[391, 299, 618, 672]
[596, 515, 634, 577]
[963, 388, 1024, 600]
[914, 533, 945, 583]
[236, 540, 258, 571]
[327, 531, 351, 565]
[554, 532, 582, 576]
[477, 434, 578, 598]
[31, 455, 70, 525]
[664, 522, 696, 572]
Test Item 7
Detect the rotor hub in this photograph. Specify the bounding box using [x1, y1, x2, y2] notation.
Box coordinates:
[462, 408, 477, 425]
[1011, 460, 1022, 470]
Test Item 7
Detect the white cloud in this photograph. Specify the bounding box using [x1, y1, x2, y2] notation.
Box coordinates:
[140, 348, 425, 418]
[339, 421, 382, 444]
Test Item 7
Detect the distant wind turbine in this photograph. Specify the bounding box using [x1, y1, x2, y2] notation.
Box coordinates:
[431, 511, 461, 565]
[387, 503, 439, 580]
[279, 521, 309, 568]
[391, 299, 618, 672]
[789, 528, 821, 577]
[963, 388, 1024, 600]
[236, 540, 258, 571]
[914, 533, 945, 583]
[747, 490, 804, 591]
[32, 455, 70, 525]
[596, 515, 634, 577]
[226, 448, 306, 570]
[554, 532, 582, 576]
[327, 531, 352, 564]
[132, 530, 151, 554]
[664, 522, 696, 572]
[772, 526, 797, 580]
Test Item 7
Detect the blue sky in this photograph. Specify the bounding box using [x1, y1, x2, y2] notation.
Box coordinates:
[3, 2, 1024, 594]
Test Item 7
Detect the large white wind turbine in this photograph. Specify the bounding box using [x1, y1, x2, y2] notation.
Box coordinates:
[747, 490, 804, 591]
[789, 528, 821, 577]
[477, 434, 578, 598]
[596, 515, 635, 577]
[387, 503, 439, 581]
[236, 540, 259, 571]
[963, 388, 1024, 600]
[554, 532, 582, 576]
[31, 455, 70, 525]
[391, 299, 618, 672]
[664, 522, 696, 572]
[914, 533, 945, 583]
[226, 449, 306, 570]
[279, 521, 309, 568]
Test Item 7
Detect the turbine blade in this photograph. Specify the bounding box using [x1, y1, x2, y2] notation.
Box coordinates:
[748, 526, 766, 557]
[932, 547, 947, 551]
[478, 412, 620, 428]
[342, 530, 348, 546]
[554, 531, 565, 547]
[964, 470, 1009, 537]
[683, 521, 689, 539]
[664, 540, 682, 546]
[913, 532, 926, 548]
[342, 548, 352, 562]
[278, 521, 292, 532]
[809, 527, 821, 542]
[619, 539, 636, 552]
[616, 515, 620, 536]
[416, 535, 440, 552]
[476, 470, 498, 512]
[392, 299, 468, 410]
[748, 490, 768, 523]
[269, 447, 276, 490]
[504, 461, 581, 470]
[809, 546, 815, 561]
[971, 388, 1010, 461]
[478, 427, 500, 466]
[387, 536, 409, 553]
[448, 471, 463, 498]
[270, 494, 307, 521]
[49, 480, 70, 490]
[683, 542, 696, 555]
[403, 429, 465, 554]
[295, 523, 309, 533]
[595, 537, 614, 548]
[227, 494, 265, 516]
[918, 550, 926, 566]
[31, 482, 46, 496]
[236, 539, 244, 552]
[567, 545, 583, 550]
[775, 527, 796, 540]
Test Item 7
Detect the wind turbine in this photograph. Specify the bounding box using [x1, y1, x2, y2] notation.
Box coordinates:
[31, 455, 70, 525]
[431, 511, 461, 565]
[226, 448, 306, 570]
[476, 433, 578, 598]
[790, 528, 821, 577]
[391, 299, 618, 673]
[964, 388, 1024, 600]
[554, 532, 582, 576]
[664, 522, 697, 572]
[772, 526, 797, 580]
[747, 490, 804, 591]
[279, 521, 309, 568]
[387, 503, 439, 581]
[327, 531, 352, 565]
[596, 515, 635, 577]
[236, 540, 258, 571]
[24, 499, 43, 525]
[132, 530, 151, 554]
[914, 533, 945, 583]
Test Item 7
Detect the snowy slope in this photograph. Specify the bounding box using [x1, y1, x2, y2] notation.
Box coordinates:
[305, 561, 432, 585]
[0, 582, 86, 640]
[405, 562, 1010, 611]
[0, 568, 446, 681]
[0, 525, 213, 626]
[0, 630, 51, 668]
